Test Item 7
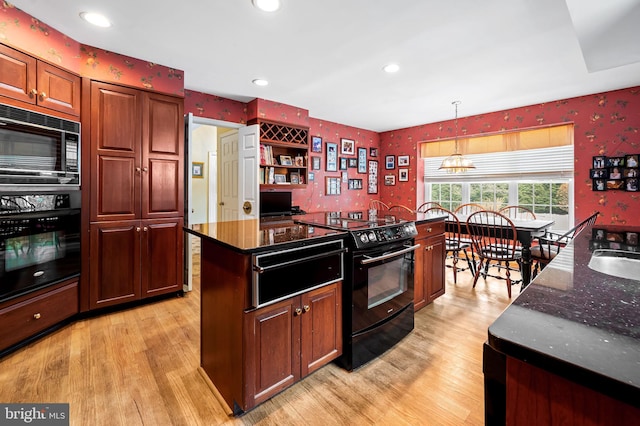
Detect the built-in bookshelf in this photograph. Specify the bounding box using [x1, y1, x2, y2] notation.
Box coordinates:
[252, 119, 309, 188]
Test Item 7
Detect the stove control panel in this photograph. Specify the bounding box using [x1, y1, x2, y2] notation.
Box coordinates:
[351, 222, 418, 249]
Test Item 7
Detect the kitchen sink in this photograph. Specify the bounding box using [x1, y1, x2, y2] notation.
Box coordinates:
[588, 249, 640, 281]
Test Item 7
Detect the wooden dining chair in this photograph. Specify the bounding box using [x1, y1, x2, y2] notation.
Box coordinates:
[416, 201, 442, 212]
[466, 210, 523, 298]
[530, 211, 599, 278]
[454, 203, 485, 216]
[425, 207, 475, 284]
[498, 205, 536, 220]
[369, 200, 390, 210]
[388, 204, 414, 213]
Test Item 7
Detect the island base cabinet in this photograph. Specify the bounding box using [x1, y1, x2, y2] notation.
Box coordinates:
[503, 356, 640, 425]
[243, 282, 342, 412]
[89, 218, 183, 310]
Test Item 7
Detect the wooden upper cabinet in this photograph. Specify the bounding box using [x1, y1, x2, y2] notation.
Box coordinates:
[0, 44, 36, 104]
[89, 81, 183, 222]
[90, 82, 142, 222]
[143, 92, 184, 219]
[0, 43, 80, 117]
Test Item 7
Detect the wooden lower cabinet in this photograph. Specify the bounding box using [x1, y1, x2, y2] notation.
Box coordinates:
[243, 282, 342, 410]
[414, 220, 446, 311]
[88, 218, 183, 310]
[0, 280, 78, 353]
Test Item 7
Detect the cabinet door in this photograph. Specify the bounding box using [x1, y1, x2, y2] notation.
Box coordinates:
[245, 297, 301, 409]
[36, 61, 80, 116]
[90, 82, 142, 222]
[414, 237, 427, 311]
[141, 218, 183, 296]
[300, 282, 342, 377]
[424, 235, 446, 302]
[89, 221, 141, 309]
[142, 92, 183, 219]
[0, 43, 37, 105]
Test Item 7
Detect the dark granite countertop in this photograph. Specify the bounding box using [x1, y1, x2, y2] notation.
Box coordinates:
[487, 224, 640, 407]
[185, 210, 446, 254]
[185, 218, 347, 254]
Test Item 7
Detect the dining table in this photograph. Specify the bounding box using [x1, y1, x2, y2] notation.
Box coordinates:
[454, 215, 555, 288]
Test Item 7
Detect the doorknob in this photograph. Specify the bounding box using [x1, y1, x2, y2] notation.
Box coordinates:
[219, 202, 225, 206]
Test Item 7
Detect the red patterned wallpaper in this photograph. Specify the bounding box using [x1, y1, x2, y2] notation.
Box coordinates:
[247, 98, 310, 127]
[184, 89, 247, 123]
[379, 87, 640, 226]
[0, 2, 184, 96]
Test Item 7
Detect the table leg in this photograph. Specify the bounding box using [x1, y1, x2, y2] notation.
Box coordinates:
[520, 245, 532, 288]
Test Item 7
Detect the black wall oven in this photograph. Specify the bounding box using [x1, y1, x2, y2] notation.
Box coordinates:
[0, 191, 80, 302]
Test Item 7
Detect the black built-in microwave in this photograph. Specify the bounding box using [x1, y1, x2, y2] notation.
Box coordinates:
[0, 103, 80, 189]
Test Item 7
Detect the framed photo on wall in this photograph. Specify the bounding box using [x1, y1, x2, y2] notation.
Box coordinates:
[398, 168, 409, 181]
[192, 162, 204, 178]
[326, 142, 338, 171]
[369, 147, 378, 157]
[312, 156, 321, 170]
[368, 160, 378, 194]
[385, 155, 395, 170]
[398, 155, 409, 166]
[311, 136, 323, 153]
[341, 138, 355, 155]
[384, 175, 396, 186]
[340, 157, 348, 170]
[357, 147, 367, 173]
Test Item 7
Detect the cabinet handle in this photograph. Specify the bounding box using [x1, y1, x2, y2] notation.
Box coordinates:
[143, 226, 148, 232]
[303, 305, 310, 313]
[136, 167, 142, 173]
[33, 313, 41, 320]
[39, 91, 47, 100]
[427, 228, 432, 233]
[294, 308, 302, 316]
[29, 88, 38, 98]
[136, 227, 141, 232]
[142, 167, 148, 173]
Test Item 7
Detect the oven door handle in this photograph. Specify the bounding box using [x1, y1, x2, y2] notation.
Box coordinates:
[253, 247, 348, 273]
[360, 243, 421, 265]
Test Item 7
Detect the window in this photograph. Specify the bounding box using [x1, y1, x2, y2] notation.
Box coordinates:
[424, 145, 574, 231]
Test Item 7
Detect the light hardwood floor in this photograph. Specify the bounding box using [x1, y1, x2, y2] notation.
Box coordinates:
[0, 243, 517, 425]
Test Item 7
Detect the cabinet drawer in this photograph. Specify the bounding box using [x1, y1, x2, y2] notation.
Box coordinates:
[0, 283, 78, 350]
[416, 220, 445, 238]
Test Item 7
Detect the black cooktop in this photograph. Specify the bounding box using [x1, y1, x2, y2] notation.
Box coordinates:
[295, 211, 417, 249]
[294, 211, 407, 231]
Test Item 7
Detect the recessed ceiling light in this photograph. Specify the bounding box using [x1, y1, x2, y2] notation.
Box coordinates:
[252, 79, 269, 86]
[252, 0, 281, 12]
[383, 63, 400, 73]
[80, 12, 111, 28]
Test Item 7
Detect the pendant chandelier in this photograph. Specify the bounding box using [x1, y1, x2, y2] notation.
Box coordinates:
[439, 101, 476, 173]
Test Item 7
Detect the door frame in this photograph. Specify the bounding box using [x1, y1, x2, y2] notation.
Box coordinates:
[184, 113, 242, 292]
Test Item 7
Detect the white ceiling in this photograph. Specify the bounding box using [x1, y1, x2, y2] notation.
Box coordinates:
[8, 0, 640, 132]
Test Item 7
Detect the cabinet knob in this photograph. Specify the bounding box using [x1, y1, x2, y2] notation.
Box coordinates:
[29, 89, 38, 98]
[303, 305, 310, 313]
[136, 227, 141, 232]
[427, 228, 432, 233]
[33, 313, 41, 320]
[142, 167, 148, 172]
[294, 308, 302, 316]
[143, 226, 148, 232]
[136, 167, 142, 173]
[39, 91, 47, 100]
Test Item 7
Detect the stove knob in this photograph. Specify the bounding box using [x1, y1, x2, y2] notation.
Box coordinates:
[360, 233, 369, 243]
[368, 231, 377, 241]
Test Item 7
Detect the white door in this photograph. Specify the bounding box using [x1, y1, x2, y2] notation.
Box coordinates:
[219, 130, 239, 221]
[237, 124, 260, 220]
[208, 151, 217, 223]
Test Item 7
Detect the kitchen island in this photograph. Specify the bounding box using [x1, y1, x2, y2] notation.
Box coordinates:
[484, 224, 640, 425]
[185, 211, 446, 414]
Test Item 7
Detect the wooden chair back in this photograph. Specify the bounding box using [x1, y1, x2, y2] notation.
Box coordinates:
[369, 200, 390, 210]
[416, 201, 442, 212]
[388, 205, 414, 213]
[498, 205, 536, 220]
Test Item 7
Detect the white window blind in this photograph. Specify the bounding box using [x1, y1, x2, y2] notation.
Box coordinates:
[424, 146, 574, 182]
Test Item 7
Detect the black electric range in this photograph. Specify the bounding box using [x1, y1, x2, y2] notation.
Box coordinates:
[295, 211, 419, 370]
